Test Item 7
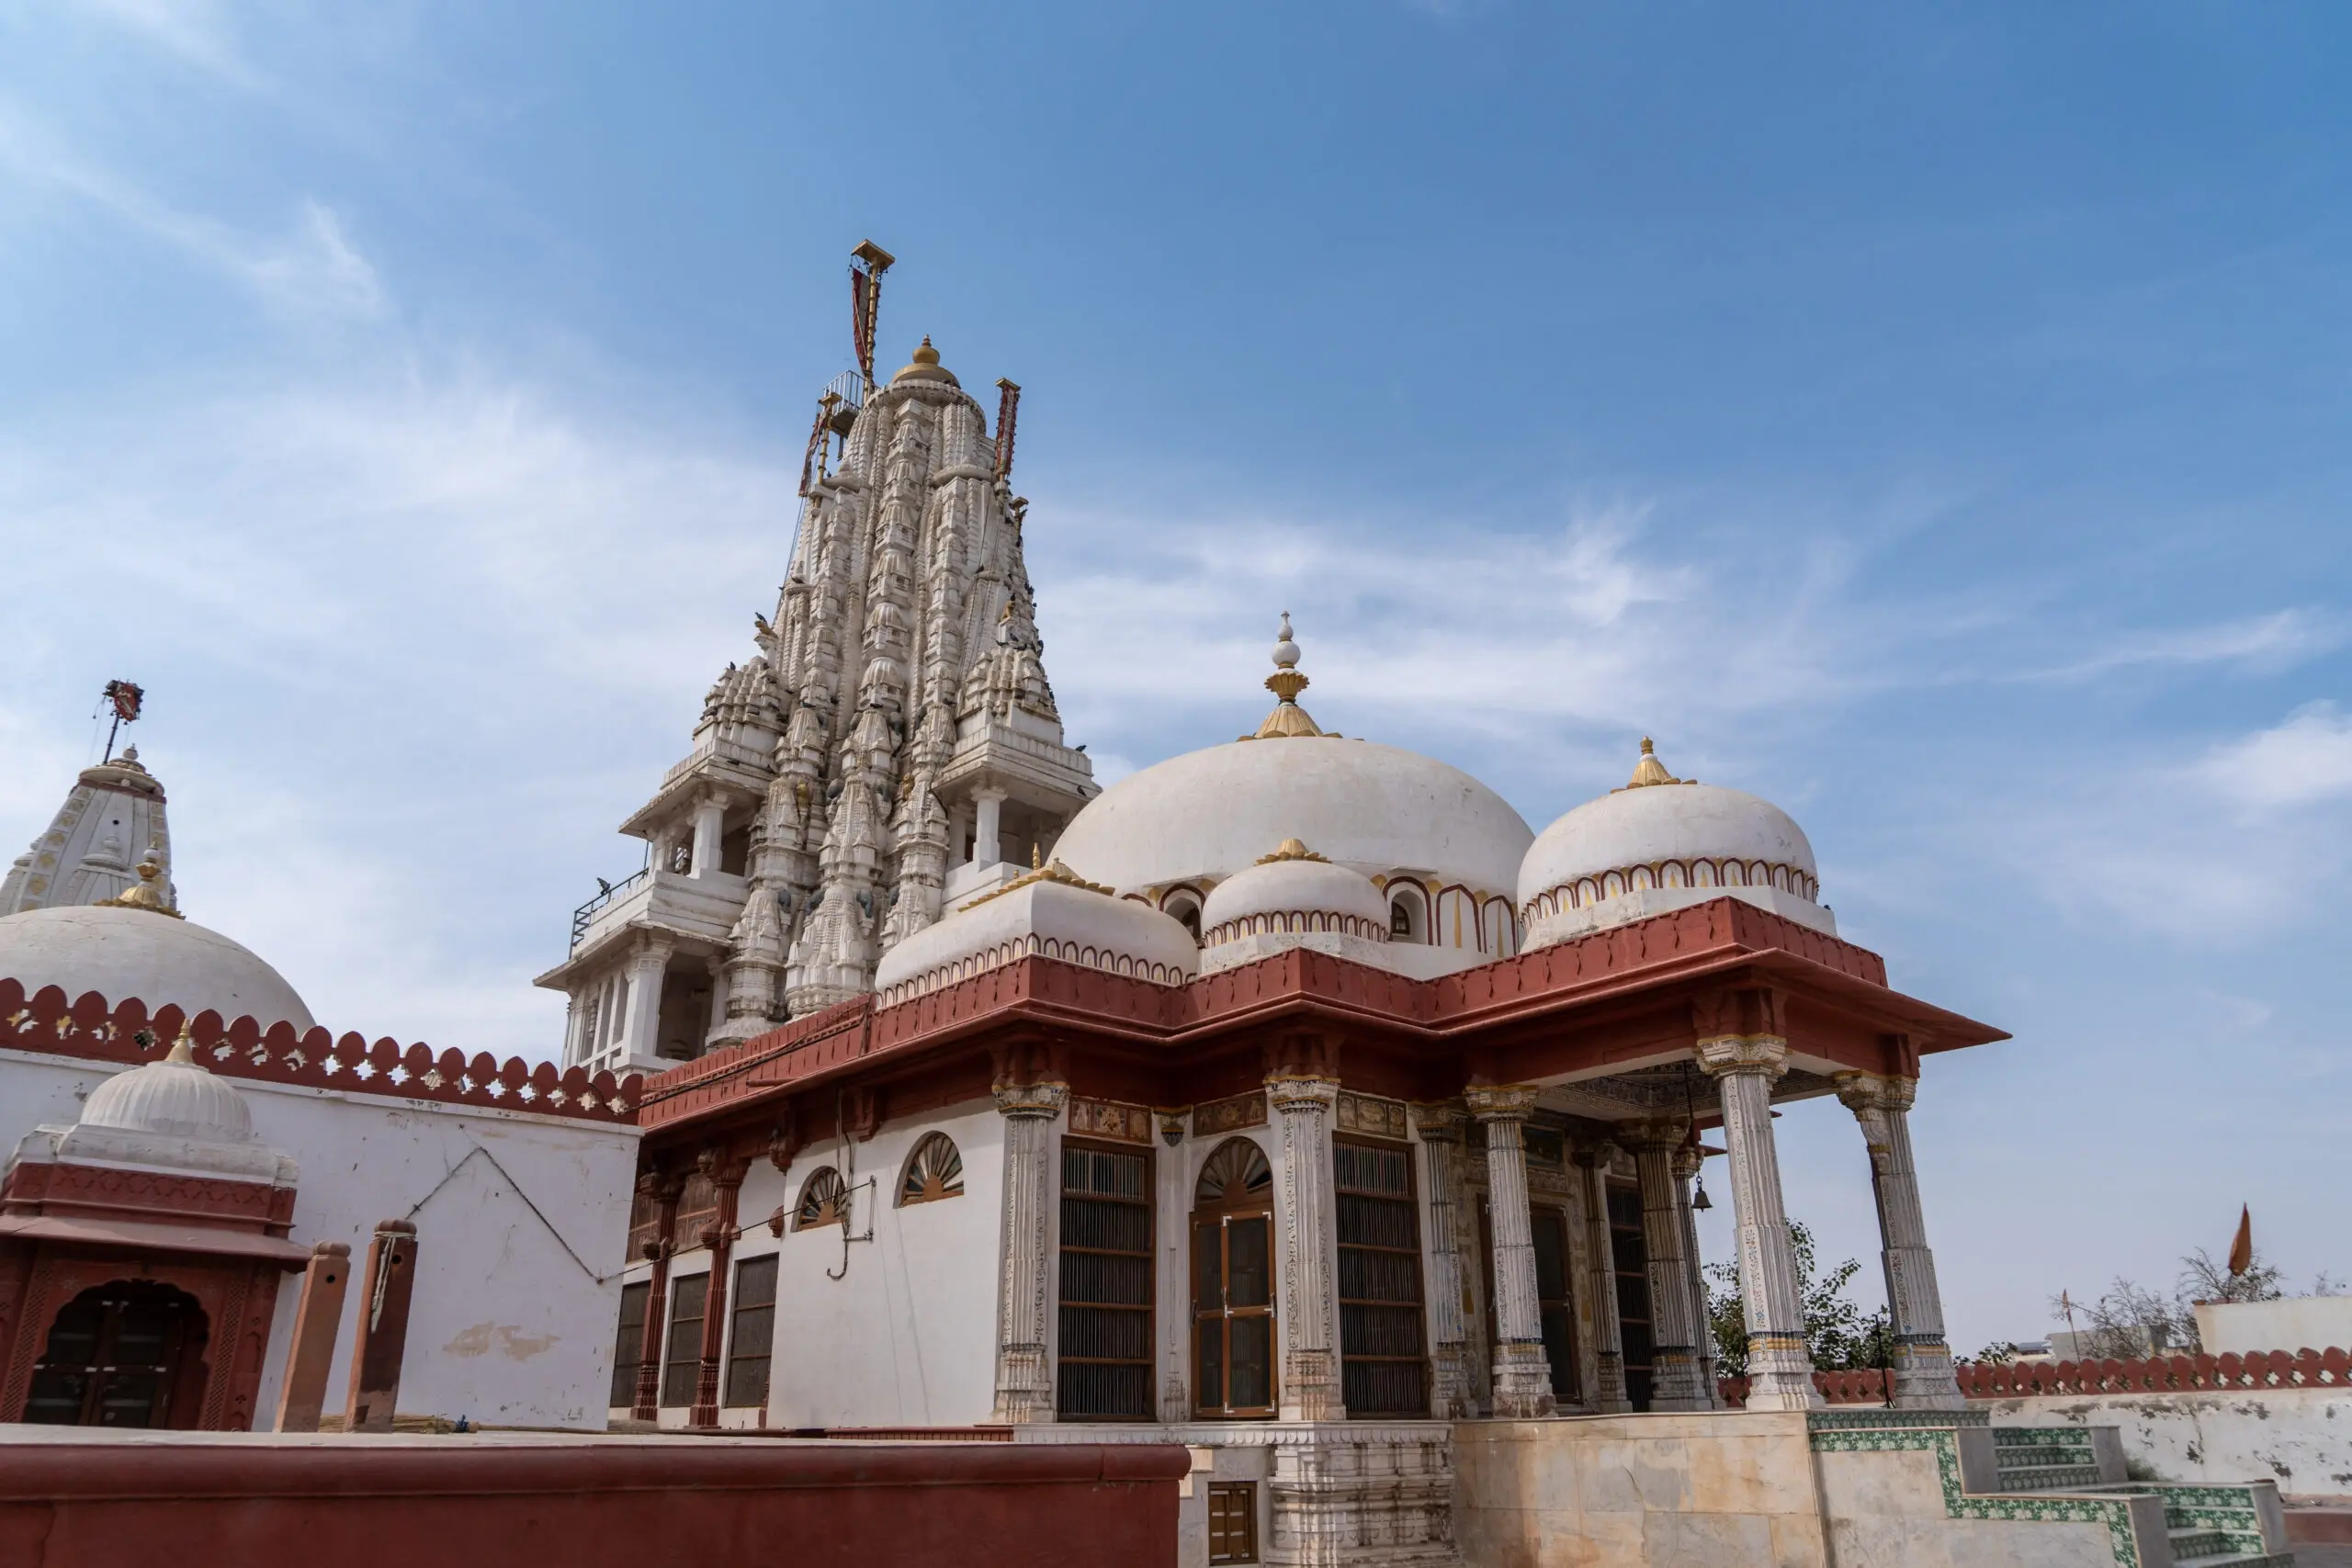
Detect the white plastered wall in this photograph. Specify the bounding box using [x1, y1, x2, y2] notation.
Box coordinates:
[0, 1048, 639, 1430]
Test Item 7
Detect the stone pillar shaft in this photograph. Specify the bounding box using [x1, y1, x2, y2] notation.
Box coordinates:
[1699, 1035, 1821, 1411]
[690, 794, 726, 878]
[1574, 1147, 1631, 1413]
[1628, 1124, 1707, 1410]
[1673, 1141, 1723, 1409]
[1411, 1101, 1475, 1418]
[1268, 1075, 1345, 1422]
[621, 940, 672, 1064]
[1468, 1085, 1553, 1418]
[689, 1164, 746, 1427]
[274, 1242, 351, 1433]
[991, 1079, 1067, 1423]
[1836, 1072, 1964, 1409]
[973, 788, 1006, 871]
[632, 1179, 681, 1422]
[343, 1219, 419, 1432]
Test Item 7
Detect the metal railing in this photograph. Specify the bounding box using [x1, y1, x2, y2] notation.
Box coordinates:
[571, 867, 649, 950]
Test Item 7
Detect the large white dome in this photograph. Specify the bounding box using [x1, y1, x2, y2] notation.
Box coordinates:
[0, 904, 315, 1030]
[1517, 739, 1831, 947]
[1055, 738, 1533, 899]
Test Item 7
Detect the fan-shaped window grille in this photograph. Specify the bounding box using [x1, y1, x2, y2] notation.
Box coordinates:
[900, 1133, 965, 1206]
[795, 1167, 846, 1231]
[1195, 1138, 1272, 1206]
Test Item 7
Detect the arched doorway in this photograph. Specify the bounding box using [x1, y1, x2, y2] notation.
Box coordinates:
[1191, 1137, 1275, 1417]
[23, 1280, 207, 1427]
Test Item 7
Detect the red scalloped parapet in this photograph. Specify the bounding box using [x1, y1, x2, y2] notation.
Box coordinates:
[1716, 1368, 1894, 1408]
[1956, 1347, 2350, 1398]
[0, 976, 640, 1126]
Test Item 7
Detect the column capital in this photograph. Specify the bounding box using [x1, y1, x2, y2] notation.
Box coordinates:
[1571, 1139, 1621, 1173]
[992, 1079, 1069, 1119]
[1409, 1100, 1469, 1142]
[630, 933, 676, 969]
[1263, 1073, 1340, 1112]
[695, 1145, 753, 1188]
[1619, 1116, 1692, 1151]
[1670, 1140, 1704, 1181]
[1694, 1033, 1788, 1079]
[1464, 1083, 1541, 1122]
[1832, 1069, 1917, 1116]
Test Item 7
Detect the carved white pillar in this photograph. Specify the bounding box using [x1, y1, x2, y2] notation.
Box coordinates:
[1267, 1074, 1344, 1422]
[1673, 1139, 1723, 1408]
[619, 937, 673, 1065]
[1571, 1144, 1631, 1412]
[1467, 1085, 1553, 1417]
[972, 787, 1007, 871]
[1626, 1121, 1708, 1411]
[1410, 1101, 1476, 1418]
[1696, 1033, 1820, 1410]
[689, 793, 727, 879]
[1835, 1071, 1964, 1409]
[991, 1078, 1068, 1423]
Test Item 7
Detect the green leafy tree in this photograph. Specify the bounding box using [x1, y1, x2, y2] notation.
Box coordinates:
[1704, 1220, 1892, 1376]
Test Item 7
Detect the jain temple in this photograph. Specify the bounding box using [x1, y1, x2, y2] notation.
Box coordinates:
[0, 250, 2325, 1568]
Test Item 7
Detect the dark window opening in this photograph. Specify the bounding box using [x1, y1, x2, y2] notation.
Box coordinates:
[610, 1280, 650, 1407]
[1335, 1139, 1428, 1416]
[1607, 1182, 1655, 1411]
[1193, 1138, 1276, 1417]
[24, 1280, 204, 1428]
[661, 1273, 708, 1408]
[1059, 1142, 1154, 1419]
[1207, 1481, 1260, 1564]
[725, 1256, 777, 1409]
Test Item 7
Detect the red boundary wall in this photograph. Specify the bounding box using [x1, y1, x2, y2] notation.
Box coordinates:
[0, 977, 640, 1125]
[0, 1438, 1186, 1568]
[1719, 1346, 2352, 1407]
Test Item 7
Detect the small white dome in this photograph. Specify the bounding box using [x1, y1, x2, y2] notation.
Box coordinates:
[0, 904, 313, 1031]
[1518, 741, 1831, 947]
[1201, 844, 1390, 946]
[874, 864, 1200, 1004]
[80, 1046, 254, 1145]
[1054, 739, 1532, 899]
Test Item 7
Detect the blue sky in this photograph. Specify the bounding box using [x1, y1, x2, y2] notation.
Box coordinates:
[3, 2, 2347, 1354]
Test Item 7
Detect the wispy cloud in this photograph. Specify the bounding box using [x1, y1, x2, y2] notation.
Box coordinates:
[2192, 701, 2352, 812]
[2030, 608, 2340, 682]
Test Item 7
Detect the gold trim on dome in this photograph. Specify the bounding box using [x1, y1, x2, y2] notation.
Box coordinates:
[963, 858, 1116, 910]
[1247, 610, 1328, 739]
[93, 853, 183, 919]
[1613, 737, 1696, 792]
[1253, 838, 1329, 865]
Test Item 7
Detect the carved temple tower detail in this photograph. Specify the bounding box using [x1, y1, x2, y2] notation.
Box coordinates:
[538, 257, 1095, 1075]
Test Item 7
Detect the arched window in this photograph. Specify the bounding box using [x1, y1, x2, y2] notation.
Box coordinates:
[795, 1167, 846, 1230]
[1387, 884, 1426, 942]
[1193, 1137, 1276, 1418]
[25, 1280, 206, 1427]
[900, 1133, 965, 1206]
[1163, 890, 1203, 942]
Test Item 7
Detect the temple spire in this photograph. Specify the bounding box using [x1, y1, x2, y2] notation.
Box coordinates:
[1252, 612, 1325, 739]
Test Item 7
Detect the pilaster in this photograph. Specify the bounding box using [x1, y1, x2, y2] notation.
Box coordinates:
[631, 1171, 683, 1423]
[689, 1152, 749, 1428]
[1267, 1074, 1345, 1423]
[991, 1077, 1068, 1423]
[1465, 1084, 1552, 1418]
[1409, 1100, 1476, 1419]
[1671, 1139, 1723, 1407]
[1570, 1143, 1631, 1413]
[1624, 1120, 1707, 1411]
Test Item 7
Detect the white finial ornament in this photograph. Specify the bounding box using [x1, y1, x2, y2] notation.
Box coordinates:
[1272, 612, 1300, 671]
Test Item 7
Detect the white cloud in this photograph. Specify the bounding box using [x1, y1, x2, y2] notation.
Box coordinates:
[2193, 702, 2352, 812]
[2034, 609, 2340, 682]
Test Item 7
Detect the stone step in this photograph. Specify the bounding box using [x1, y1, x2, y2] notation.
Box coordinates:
[2170, 1526, 2241, 1558]
[1996, 1464, 2107, 1491]
[2171, 1553, 2295, 1568]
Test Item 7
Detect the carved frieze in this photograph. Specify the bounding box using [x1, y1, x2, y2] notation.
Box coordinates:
[1193, 1090, 1268, 1138]
[1066, 1096, 1151, 1145]
[1335, 1090, 1408, 1142]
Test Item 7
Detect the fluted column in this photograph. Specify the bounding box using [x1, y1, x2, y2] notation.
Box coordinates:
[1467, 1085, 1553, 1417]
[1571, 1144, 1631, 1412]
[1410, 1100, 1476, 1418]
[991, 1077, 1068, 1423]
[1267, 1074, 1345, 1422]
[1696, 1033, 1820, 1410]
[1625, 1121, 1707, 1410]
[1673, 1139, 1723, 1408]
[630, 1171, 683, 1422]
[1835, 1071, 1964, 1409]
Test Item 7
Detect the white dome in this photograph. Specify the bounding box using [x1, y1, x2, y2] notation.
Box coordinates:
[1054, 738, 1533, 899]
[1518, 742, 1831, 947]
[80, 1049, 254, 1145]
[874, 865, 1199, 1004]
[1201, 846, 1390, 945]
[0, 904, 315, 1031]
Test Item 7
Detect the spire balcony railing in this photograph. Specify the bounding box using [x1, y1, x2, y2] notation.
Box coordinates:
[571, 868, 650, 950]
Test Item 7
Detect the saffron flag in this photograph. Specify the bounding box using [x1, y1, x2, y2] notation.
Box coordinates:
[2227, 1203, 2253, 1277]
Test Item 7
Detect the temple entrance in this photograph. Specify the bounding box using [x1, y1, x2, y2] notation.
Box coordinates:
[23, 1280, 206, 1427]
[1606, 1182, 1656, 1410]
[1191, 1137, 1275, 1417]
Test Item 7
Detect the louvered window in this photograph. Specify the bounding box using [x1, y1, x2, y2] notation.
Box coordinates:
[1057, 1142, 1153, 1419]
[1335, 1138, 1428, 1416]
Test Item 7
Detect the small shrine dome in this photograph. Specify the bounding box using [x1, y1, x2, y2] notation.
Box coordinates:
[0, 859, 315, 1031]
[1051, 617, 1533, 902]
[1200, 842, 1390, 947]
[874, 862, 1199, 1004]
[1517, 739, 1832, 949]
[80, 1031, 255, 1145]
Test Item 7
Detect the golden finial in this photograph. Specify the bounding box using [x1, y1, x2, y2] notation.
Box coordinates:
[1251, 612, 1324, 740]
[165, 1023, 197, 1065]
[1618, 737, 1692, 791]
[94, 852, 184, 919]
[1254, 838, 1330, 865]
[1032, 842, 1042, 870]
[912, 335, 938, 367]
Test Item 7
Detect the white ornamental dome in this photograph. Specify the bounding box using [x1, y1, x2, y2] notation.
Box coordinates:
[0, 902, 315, 1031]
[1518, 739, 1832, 948]
[1053, 619, 1532, 901]
[79, 1034, 255, 1145]
[874, 863, 1199, 1004]
[1201, 843, 1390, 946]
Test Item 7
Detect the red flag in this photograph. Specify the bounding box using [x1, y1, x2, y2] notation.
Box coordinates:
[850, 267, 872, 385]
[2227, 1204, 2253, 1276]
[104, 680, 142, 723]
